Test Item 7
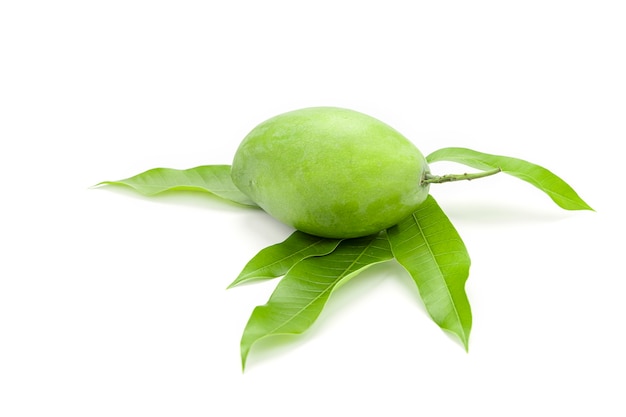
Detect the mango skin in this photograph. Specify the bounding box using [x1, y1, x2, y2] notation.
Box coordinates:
[231, 107, 430, 238]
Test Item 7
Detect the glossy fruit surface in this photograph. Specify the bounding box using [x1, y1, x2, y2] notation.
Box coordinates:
[231, 107, 430, 238]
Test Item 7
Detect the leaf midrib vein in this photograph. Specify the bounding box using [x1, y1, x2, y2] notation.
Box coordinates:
[266, 238, 380, 336]
[410, 211, 465, 338]
[243, 239, 337, 279]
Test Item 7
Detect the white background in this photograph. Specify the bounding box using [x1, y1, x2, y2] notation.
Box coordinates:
[1, 1, 624, 416]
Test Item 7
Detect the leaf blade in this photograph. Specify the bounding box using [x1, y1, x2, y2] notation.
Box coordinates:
[228, 231, 343, 288]
[97, 165, 257, 206]
[426, 147, 592, 211]
[387, 195, 472, 350]
[240, 234, 393, 370]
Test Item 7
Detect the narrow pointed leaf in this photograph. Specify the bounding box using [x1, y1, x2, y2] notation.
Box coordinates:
[97, 165, 257, 206]
[426, 147, 592, 211]
[387, 195, 472, 350]
[240, 234, 393, 370]
[228, 231, 342, 288]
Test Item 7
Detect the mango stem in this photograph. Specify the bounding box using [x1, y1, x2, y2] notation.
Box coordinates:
[421, 167, 502, 185]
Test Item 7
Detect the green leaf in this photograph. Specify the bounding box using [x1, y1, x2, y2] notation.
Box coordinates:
[240, 234, 393, 370]
[97, 165, 257, 207]
[387, 195, 472, 350]
[426, 147, 593, 211]
[228, 231, 342, 288]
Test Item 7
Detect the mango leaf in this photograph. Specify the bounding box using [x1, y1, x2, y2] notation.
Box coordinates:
[426, 147, 592, 211]
[97, 165, 257, 207]
[387, 195, 472, 350]
[240, 234, 393, 370]
[228, 231, 342, 288]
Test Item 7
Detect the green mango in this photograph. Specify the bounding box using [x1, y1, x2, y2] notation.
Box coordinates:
[231, 107, 430, 238]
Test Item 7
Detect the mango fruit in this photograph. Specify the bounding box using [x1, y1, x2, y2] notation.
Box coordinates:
[231, 107, 430, 238]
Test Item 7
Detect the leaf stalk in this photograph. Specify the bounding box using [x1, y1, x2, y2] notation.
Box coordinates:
[422, 167, 502, 185]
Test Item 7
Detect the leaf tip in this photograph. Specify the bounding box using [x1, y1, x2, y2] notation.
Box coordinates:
[240, 344, 251, 373]
[452, 329, 470, 352]
[579, 200, 595, 212]
[560, 200, 595, 212]
[226, 272, 252, 289]
[440, 324, 471, 352]
[90, 181, 110, 189]
[225, 277, 239, 290]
